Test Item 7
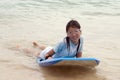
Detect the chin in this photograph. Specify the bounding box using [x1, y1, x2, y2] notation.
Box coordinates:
[72, 40, 78, 44]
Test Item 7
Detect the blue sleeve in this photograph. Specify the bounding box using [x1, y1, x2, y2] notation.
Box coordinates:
[53, 40, 64, 53]
[78, 37, 83, 52]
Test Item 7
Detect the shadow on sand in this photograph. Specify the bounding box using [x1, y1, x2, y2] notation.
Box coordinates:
[39, 65, 105, 80]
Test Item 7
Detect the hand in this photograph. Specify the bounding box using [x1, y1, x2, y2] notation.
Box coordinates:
[45, 49, 55, 59]
[45, 53, 50, 59]
[48, 57, 52, 59]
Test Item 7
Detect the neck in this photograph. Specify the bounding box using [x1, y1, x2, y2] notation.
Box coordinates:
[70, 40, 79, 45]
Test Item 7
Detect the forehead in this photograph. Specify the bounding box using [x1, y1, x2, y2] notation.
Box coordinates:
[67, 27, 79, 31]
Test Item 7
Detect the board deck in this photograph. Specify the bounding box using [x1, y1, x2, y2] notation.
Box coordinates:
[37, 57, 100, 67]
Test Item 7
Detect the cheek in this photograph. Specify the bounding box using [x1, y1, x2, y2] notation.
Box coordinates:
[77, 32, 81, 37]
[67, 33, 70, 37]
[67, 33, 71, 38]
[77, 33, 81, 37]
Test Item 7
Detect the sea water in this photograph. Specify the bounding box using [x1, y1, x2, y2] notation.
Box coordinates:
[0, 0, 120, 80]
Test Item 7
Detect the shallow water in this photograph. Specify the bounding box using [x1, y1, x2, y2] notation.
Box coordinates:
[0, 0, 120, 80]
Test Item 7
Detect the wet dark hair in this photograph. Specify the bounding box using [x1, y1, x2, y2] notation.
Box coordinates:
[66, 20, 81, 32]
[65, 20, 81, 56]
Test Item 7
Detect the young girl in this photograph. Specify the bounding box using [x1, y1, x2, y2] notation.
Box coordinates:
[33, 20, 83, 60]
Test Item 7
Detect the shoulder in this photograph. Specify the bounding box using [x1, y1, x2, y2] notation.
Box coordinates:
[80, 37, 83, 43]
[56, 37, 66, 46]
[80, 37, 83, 40]
[53, 38, 66, 52]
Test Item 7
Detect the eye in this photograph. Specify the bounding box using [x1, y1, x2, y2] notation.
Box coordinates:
[68, 32, 72, 34]
[75, 30, 78, 32]
[75, 30, 79, 32]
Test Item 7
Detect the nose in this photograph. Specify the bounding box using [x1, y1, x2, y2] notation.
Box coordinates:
[72, 33, 76, 36]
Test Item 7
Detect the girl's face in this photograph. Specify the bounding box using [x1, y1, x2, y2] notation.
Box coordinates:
[67, 27, 81, 44]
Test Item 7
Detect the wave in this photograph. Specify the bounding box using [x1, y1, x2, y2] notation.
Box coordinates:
[82, 12, 120, 16]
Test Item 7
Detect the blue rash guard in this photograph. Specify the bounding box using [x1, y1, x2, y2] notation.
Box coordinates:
[52, 37, 83, 58]
[39, 37, 83, 60]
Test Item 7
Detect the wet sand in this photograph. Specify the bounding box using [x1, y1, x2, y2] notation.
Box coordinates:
[0, 0, 120, 80]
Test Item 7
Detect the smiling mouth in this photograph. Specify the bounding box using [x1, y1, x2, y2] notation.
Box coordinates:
[72, 37, 78, 40]
[72, 38, 78, 42]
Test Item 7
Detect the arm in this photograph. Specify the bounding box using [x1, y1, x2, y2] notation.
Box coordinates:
[76, 52, 82, 58]
[45, 49, 55, 59]
[45, 40, 63, 59]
